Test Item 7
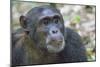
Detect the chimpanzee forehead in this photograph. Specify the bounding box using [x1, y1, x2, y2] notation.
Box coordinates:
[38, 5, 59, 13]
[26, 6, 61, 20]
[40, 8, 59, 17]
[43, 9, 54, 14]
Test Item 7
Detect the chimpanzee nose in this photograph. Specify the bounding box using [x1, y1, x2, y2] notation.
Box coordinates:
[52, 30, 58, 34]
[49, 26, 60, 35]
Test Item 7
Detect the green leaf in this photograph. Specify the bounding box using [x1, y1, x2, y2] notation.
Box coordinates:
[73, 15, 81, 23]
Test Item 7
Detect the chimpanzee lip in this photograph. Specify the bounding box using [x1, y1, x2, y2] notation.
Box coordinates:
[48, 40, 63, 46]
[46, 39, 65, 53]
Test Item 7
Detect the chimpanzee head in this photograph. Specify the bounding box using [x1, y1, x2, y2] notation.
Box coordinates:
[19, 5, 65, 53]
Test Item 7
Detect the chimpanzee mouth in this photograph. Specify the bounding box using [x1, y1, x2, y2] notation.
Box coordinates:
[48, 40, 63, 46]
[46, 40, 65, 53]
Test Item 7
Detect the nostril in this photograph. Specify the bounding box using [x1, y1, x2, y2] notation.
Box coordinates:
[52, 30, 58, 34]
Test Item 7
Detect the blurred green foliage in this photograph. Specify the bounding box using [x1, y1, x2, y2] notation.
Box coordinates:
[74, 15, 81, 23]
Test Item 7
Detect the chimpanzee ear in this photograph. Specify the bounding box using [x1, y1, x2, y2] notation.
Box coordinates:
[19, 15, 27, 28]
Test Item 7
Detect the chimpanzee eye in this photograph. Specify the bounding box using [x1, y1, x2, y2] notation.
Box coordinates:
[53, 18, 59, 24]
[43, 19, 49, 25]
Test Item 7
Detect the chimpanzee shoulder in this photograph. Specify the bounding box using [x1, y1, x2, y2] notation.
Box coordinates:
[59, 28, 87, 63]
[12, 28, 24, 46]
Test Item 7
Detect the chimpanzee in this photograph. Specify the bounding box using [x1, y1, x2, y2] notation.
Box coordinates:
[11, 5, 87, 66]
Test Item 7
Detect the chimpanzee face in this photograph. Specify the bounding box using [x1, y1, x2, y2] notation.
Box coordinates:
[20, 6, 65, 53]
